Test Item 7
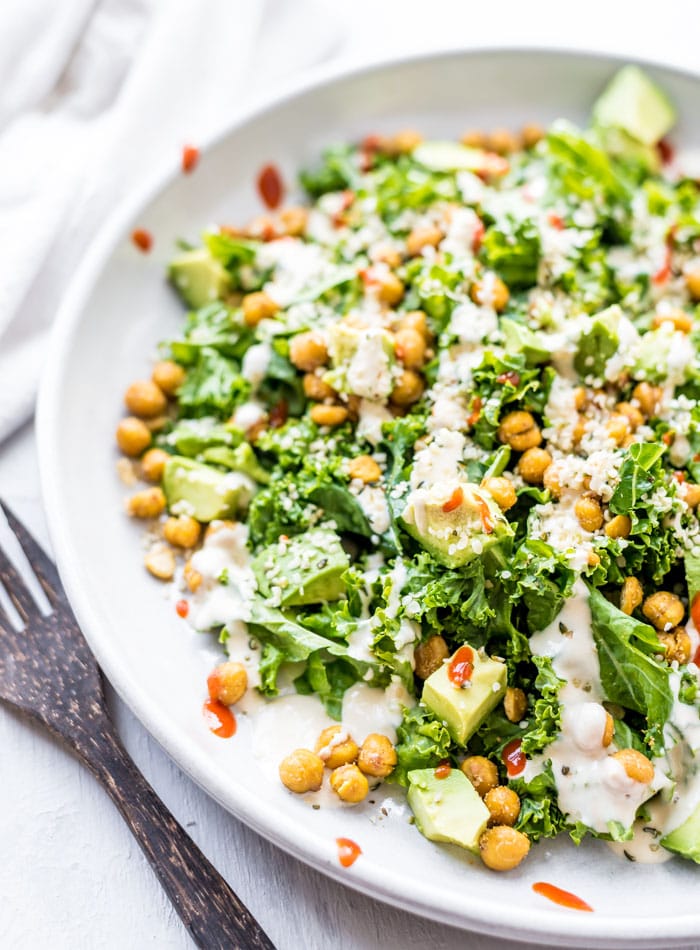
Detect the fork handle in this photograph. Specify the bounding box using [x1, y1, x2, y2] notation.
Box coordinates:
[74, 722, 276, 950]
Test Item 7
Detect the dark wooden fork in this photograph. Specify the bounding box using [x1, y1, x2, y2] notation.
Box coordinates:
[0, 500, 275, 950]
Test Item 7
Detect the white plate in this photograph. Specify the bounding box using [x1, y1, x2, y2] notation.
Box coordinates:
[37, 49, 700, 948]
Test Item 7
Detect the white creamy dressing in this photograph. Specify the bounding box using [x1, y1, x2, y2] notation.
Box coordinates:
[232, 401, 266, 431]
[241, 342, 272, 388]
[258, 236, 335, 306]
[356, 399, 393, 446]
[189, 523, 257, 632]
[449, 300, 498, 344]
[352, 483, 391, 535]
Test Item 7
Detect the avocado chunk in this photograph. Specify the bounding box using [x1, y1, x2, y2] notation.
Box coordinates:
[686, 550, 700, 605]
[661, 799, 700, 863]
[593, 66, 676, 146]
[169, 249, 231, 309]
[574, 305, 621, 380]
[501, 318, 550, 366]
[325, 323, 397, 401]
[201, 443, 270, 484]
[407, 767, 490, 852]
[413, 141, 489, 173]
[162, 456, 254, 522]
[401, 482, 512, 569]
[252, 527, 349, 606]
[422, 647, 507, 745]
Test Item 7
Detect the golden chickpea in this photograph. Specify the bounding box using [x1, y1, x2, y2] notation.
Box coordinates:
[163, 515, 201, 548]
[406, 224, 443, 258]
[310, 404, 349, 427]
[484, 786, 521, 827]
[124, 380, 168, 419]
[521, 123, 545, 149]
[543, 462, 563, 498]
[620, 577, 644, 616]
[394, 327, 427, 369]
[653, 307, 693, 333]
[140, 447, 169, 482]
[470, 275, 509, 312]
[144, 543, 175, 581]
[685, 267, 700, 301]
[414, 635, 449, 680]
[572, 387, 587, 411]
[329, 764, 369, 803]
[487, 128, 521, 155]
[504, 687, 528, 724]
[116, 416, 152, 457]
[497, 411, 542, 452]
[279, 206, 308, 237]
[574, 494, 604, 532]
[303, 373, 336, 402]
[572, 416, 586, 446]
[242, 290, 279, 326]
[606, 413, 630, 446]
[398, 310, 432, 342]
[357, 733, 397, 778]
[479, 826, 530, 871]
[658, 626, 692, 664]
[683, 483, 700, 509]
[347, 455, 382, 484]
[642, 591, 684, 630]
[517, 447, 552, 485]
[207, 661, 248, 705]
[127, 486, 166, 519]
[183, 559, 202, 593]
[616, 401, 644, 431]
[588, 551, 601, 567]
[632, 382, 662, 418]
[279, 749, 324, 794]
[152, 360, 185, 397]
[613, 748, 655, 784]
[461, 756, 499, 798]
[314, 725, 359, 769]
[482, 476, 517, 511]
[373, 245, 403, 269]
[289, 332, 328, 372]
[605, 514, 632, 539]
[461, 129, 486, 149]
[389, 128, 423, 154]
[390, 370, 424, 407]
[602, 711, 615, 748]
[376, 272, 405, 306]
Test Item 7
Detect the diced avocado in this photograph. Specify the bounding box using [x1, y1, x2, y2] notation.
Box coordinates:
[162, 456, 254, 522]
[407, 767, 490, 852]
[593, 66, 676, 146]
[573, 305, 621, 380]
[413, 141, 489, 173]
[252, 527, 349, 606]
[422, 647, 507, 745]
[401, 482, 512, 569]
[685, 550, 700, 605]
[201, 443, 270, 484]
[631, 323, 689, 385]
[168, 249, 231, 309]
[661, 798, 700, 863]
[501, 318, 550, 366]
[595, 126, 661, 174]
[325, 323, 396, 401]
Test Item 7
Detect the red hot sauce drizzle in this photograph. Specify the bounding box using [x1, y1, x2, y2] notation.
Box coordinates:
[202, 699, 236, 738]
[257, 163, 284, 209]
[447, 646, 474, 687]
[434, 760, 452, 779]
[336, 838, 361, 868]
[502, 738, 526, 777]
[532, 881, 593, 912]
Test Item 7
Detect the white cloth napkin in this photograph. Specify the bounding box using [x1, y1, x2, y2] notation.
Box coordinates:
[0, 0, 339, 445]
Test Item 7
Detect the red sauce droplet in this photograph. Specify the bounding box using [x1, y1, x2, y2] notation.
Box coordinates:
[532, 881, 593, 912]
[496, 371, 521, 387]
[547, 212, 565, 230]
[448, 646, 474, 687]
[257, 163, 284, 210]
[175, 598, 189, 618]
[467, 396, 482, 427]
[131, 228, 153, 253]
[673, 470, 686, 484]
[434, 760, 452, 779]
[269, 399, 288, 429]
[182, 144, 200, 174]
[691, 594, 700, 648]
[202, 699, 236, 738]
[337, 837, 361, 868]
[658, 137, 675, 165]
[472, 218, 485, 253]
[662, 431, 675, 446]
[502, 738, 526, 777]
[442, 487, 464, 513]
[477, 497, 494, 534]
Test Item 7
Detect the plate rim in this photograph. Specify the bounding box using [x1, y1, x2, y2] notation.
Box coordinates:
[36, 45, 700, 948]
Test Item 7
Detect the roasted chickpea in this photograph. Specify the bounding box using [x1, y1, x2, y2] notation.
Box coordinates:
[394, 327, 427, 369]
[479, 826, 530, 871]
[620, 577, 644, 616]
[574, 494, 604, 532]
[127, 486, 166, 519]
[685, 267, 700, 301]
[330, 764, 369, 803]
[144, 543, 175, 581]
[116, 416, 152, 457]
[482, 476, 517, 511]
[376, 272, 405, 306]
[357, 733, 397, 778]
[605, 514, 632, 539]
[141, 447, 169, 482]
[279, 206, 308, 237]
[347, 455, 382, 484]
[289, 332, 328, 372]
[606, 413, 630, 446]
[310, 404, 349, 427]
[279, 749, 324, 794]
[487, 128, 521, 154]
[242, 291, 279, 326]
[389, 129, 423, 155]
[303, 372, 336, 402]
[470, 275, 509, 312]
[461, 756, 499, 798]
[616, 401, 644, 431]
[517, 447, 552, 485]
[504, 687, 528, 724]
[521, 123, 545, 149]
[372, 245, 403, 269]
[390, 370, 424, 407]
[183, 559, 202, 593]
[642, 591, 684, 630]
[314, 726, 359, 769]
[124, 380, 167, 419]
[497, 411, 541, 452]
[414, 635, 449, 680]
[658, 626, 692, 664]
[653, 307, 693, 333]
[613, 748, 655, 784]
[406, 224, 443, 258]
[163, 515, 201, 548]
[632, 382, 662, 418]
[461, 129, 486, 149]
[152, 360, 185, 397]
[573, 386, 587, 411]
[398, 310, 432, 342]
[682, 483, 700, 509]
[484, 786, 521, 827]
[207, 661, 248, 705]
[543, 462, 563, 498]
[602, 711, 615, 747]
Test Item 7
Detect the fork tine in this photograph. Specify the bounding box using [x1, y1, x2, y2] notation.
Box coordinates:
[0, 542, 38, 622]
[0, 501, 61, 606]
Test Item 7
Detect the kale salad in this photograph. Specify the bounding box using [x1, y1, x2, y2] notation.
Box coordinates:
[116, 66, 700, 873]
